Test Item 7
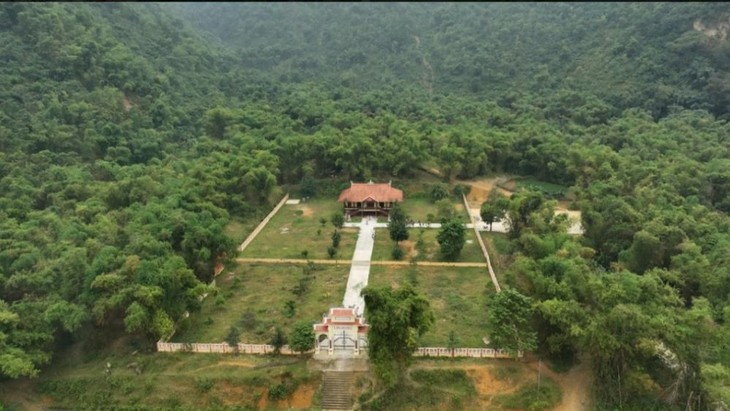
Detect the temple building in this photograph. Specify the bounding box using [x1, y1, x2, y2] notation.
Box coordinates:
[313, 307, 368, 356]
[338, 180, 404, 217]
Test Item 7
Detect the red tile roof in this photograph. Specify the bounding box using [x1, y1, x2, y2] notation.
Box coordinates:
[330, 308, 356, 317]
[338, 183, 404, 203]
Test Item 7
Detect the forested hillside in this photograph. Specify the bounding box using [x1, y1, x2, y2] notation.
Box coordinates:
[174, 2, 730, 120]
[1, 2, 729, 410]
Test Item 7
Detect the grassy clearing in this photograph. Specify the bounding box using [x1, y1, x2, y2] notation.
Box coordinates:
[11, 346, 320, 411]
[224, 217, 258, 246]
[360, 368, 477, 411]
[371, 227, 485, 263]
[511, 176, 568, 198]
[480, 232, 514, 275]
[357, 358, 554, 411]
[240, 198, 358, 260]
[173, 263, 347, 344]
[398, 197, 468, 223]
[368, 265, 493, 347]
[493, 377, 562, 410]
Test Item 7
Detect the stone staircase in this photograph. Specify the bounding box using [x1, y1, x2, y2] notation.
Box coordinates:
[321, 371, 355, 411]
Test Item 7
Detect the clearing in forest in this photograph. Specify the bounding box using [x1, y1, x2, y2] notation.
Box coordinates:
[368, 265, 495, 347]
[171, 263, 347, 344]
[240, 198, 358, 260]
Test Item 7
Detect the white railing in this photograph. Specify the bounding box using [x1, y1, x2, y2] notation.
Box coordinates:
[157, 341, 520, 358]
[414, 347, 522, 358]
[156, 341, 308, 355]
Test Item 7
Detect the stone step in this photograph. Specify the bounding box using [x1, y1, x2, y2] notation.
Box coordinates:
[321, 371, 356, 411]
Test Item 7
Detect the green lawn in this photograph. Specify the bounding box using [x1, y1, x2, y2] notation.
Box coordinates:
[513, 177, 568, 198]
[399, 197, 466, 222]
[368, 265, 494, 347]
[371, 227, 485, 263]
[224, 216, 258, 245]
[240, 198, 358, 260]
[173, 263, 347, 344]
[480, 232, 514, 273]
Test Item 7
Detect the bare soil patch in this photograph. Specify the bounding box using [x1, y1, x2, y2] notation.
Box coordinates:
[460, 177, 515, 208]
[400, 239, 416, 259]
[123, 95, 133, 112]
[297, 206, 314, 217]
[257, 387, 269, 410]
[467, 367, 514, 396]
[280, 382, 316, 409]
[526, 357, 593, 411]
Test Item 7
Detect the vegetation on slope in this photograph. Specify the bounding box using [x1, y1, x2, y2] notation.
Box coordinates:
[0, 2, 729, 410]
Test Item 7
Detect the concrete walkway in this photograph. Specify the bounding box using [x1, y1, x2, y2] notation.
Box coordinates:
[342, 216, 377, 317]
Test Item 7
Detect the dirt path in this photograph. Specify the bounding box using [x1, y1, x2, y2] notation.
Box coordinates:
[458, 176, 515, 208]
[526, 357, 593, 411]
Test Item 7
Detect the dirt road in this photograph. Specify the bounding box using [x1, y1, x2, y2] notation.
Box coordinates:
[527, 356, 593, 411]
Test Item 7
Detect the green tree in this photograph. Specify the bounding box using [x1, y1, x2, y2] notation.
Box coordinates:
[361, 284, 434, 387]
[480, 192, 510, 231]
[387, 202, 409, 243]
[300, 175, 317, 198]
[331, 212, 344, 229]
[289, 321, 315, 354]
[436, 219, 466, 261]
[429, 183, 450, 202]
[225, 325, 241, 349]
[331, 230, 341, 248]
[485, 288, 537, 357]
[269, 326, 287, 354]
[447, 330, 460, 357]
[435, 198, 455, 222]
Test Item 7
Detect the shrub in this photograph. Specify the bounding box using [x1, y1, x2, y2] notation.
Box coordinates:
[194, 377, 215, 393]
[391, 244, 404, 260]
[283, 300, 296, 318]
[453, 183, 471, 197]
[429, 183, 450, 202]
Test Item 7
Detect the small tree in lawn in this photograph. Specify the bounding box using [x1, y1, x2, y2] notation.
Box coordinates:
[269, 326, 287, 354]
[327, 246, 337, 259]
[331, 230, 342, 248]
[319, 217, 327, 228]
[289, 321, 315, 354]
[436, 218, 466, 261]
[388, 202, 409, 244]
[485, 288, 537, 358]
[331, 212, 344, 229]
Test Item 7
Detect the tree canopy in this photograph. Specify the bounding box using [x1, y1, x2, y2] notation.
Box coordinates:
[361, 284, 434, 388]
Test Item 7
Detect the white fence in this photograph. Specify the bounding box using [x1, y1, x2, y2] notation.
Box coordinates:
[157, 341, 520, 358]
[414, 347, 522, 358]
[156, 341, 308, 355]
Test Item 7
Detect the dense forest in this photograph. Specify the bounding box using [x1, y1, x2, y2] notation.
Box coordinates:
[1, 2, 729, 410]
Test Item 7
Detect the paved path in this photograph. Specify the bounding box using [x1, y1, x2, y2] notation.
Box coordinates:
[345, 220, 583, 235]
[342, 216, 377, 316]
